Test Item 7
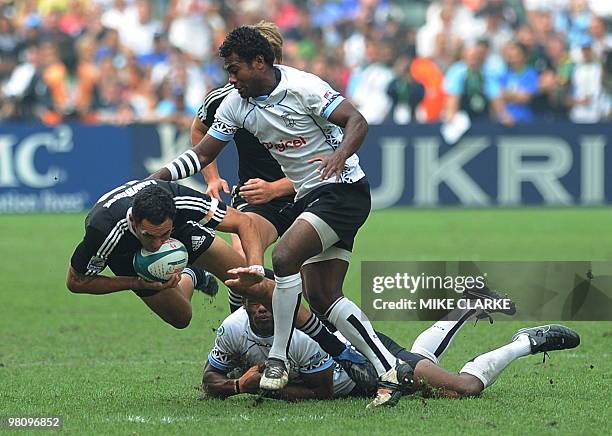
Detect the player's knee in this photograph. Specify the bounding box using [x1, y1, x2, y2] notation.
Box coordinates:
[271, 246, 300, 276]
[168, 311, 192, 329]
[306, 290, 339, 314]
[457, 377, 483, 397]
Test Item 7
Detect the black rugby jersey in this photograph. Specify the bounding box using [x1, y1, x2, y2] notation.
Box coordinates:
[70, 180, 226, 276]
[198, 83, 290, 189]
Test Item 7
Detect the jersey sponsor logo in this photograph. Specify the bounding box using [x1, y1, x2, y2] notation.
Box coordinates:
[86, 255, 106, 274]
[261, 136, 307, 153]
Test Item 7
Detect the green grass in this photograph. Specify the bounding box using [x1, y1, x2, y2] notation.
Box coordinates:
[1, 208, 610, 435]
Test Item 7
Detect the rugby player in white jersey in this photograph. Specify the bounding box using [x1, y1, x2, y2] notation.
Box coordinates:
[191, 21, 296, 313]
[190, 23, 373, 380]
[202, 299, 580, 402]
[150, 26, 414, 407]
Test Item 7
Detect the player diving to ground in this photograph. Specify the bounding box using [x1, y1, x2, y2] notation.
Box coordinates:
[202, 298, 579, 402]
[66, 180, 262, 329]
[191, 20, 296, 315]
[66, 180, 370, 377]
[149, 26, 420, 407]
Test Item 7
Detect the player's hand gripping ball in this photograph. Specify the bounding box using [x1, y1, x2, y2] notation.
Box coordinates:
[133, 238, 188, 282]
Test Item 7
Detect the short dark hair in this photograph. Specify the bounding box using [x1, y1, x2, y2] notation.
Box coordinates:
[219, 26, 275, 66]
[132, 185, 176, 225]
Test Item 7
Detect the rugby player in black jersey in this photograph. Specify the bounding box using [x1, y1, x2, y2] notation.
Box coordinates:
[66, 180, 264, 329]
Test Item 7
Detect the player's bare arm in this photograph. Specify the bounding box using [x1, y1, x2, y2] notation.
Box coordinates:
[148, 134, 228, 182]
[191, 115, 230, 200]
[308, 100, 368, 180]
[239, 177, 295, 204]
[202, 362, 333, 400]
[274, 367, 334, 401]
[66, 265, 179, 295]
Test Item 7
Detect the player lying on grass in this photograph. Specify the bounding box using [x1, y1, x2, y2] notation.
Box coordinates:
[65, 180, 370, 378]
[202, 298, 579, 404]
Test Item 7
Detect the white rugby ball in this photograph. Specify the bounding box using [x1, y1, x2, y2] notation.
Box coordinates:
[133, 238, 188, 282]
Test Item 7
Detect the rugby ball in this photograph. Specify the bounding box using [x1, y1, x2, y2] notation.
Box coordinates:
[133, 238, 188, 282]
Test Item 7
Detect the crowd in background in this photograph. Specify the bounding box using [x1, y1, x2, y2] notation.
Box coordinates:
[0, 0, 610, 127]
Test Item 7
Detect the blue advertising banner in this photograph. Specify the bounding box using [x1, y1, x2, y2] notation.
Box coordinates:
[0, 124, 132, 213]
[0, 121, 610, 212]
[361, 122, 612, 209]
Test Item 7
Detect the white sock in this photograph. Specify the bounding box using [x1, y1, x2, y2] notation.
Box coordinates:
[460, 334, 532, 388]
[268, 273, 302, 364]
[326, 297, 397, 376]
[410, 308, 477, 364]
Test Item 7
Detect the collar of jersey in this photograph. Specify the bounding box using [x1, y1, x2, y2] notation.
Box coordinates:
[248, 322, 273, 339]
[248, 66, 287, 107]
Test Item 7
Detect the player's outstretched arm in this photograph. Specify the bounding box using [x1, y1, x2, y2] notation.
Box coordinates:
[148, 134, 228, 182]
[310, 100, 368, 180]
[66, 266, 178, 295]
[202, 363, 244, 399]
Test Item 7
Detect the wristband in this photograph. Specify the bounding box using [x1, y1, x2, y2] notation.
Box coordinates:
[234, 379, 240, 394]
[250, 265, 265, 276]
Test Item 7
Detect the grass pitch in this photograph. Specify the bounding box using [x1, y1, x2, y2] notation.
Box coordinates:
[1, 208, 610, 435]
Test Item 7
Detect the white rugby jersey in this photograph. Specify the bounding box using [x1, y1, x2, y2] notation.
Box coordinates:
[208, 65, 365, 199]
[208, 308, 356, 397]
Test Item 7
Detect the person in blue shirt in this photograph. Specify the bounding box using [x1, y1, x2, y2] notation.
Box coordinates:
[444, 43, 501, 122]
[497, 41, 539, 124]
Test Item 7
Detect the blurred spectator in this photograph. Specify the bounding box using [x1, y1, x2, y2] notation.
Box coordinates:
[554, 0, 591, 50]
[118, 0, 161, 56]
[386, 55, 425, 124]
[0, 13, 21, 80]
[410, 56, 445, 122]
[568, 36, 611, 123]
[588, 16, 612, 61]
[347, 38, 395, 124]
[471, 2, 513, 57]
[497, 41, 539, 124]
[74, 35, 100, 120]
[443, 44, 500, 122]
[40, 41, 69, 123]
[167, 0, 215, 62]
[1, 43, 49, 121]
[136, 32, 169, 67]
[532, 34, 574, 120]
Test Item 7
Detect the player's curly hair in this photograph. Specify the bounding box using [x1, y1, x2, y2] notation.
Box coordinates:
[252, 20, 283, 63]
[219, 25, 275, 66]
[132, 185, 176, 225]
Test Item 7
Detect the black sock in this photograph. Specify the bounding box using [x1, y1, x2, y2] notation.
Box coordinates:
[298, 313, 345, 357]
[312, 309, 337, 333]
